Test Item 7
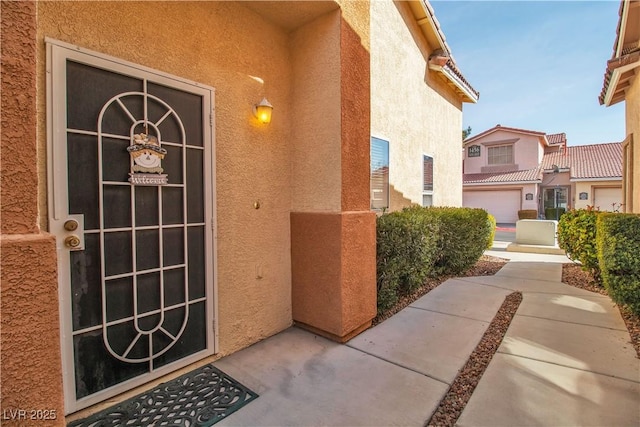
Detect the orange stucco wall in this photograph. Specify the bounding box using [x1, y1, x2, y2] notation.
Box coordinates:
[4, 0, 376, 418]
[1, 1, 65, 425]
[339, 211, 377, 334]
[340, 17, 371, 212]
[290, 9, 342, 212]
[289, 3, 376, 342]
[1, 0, 39, 236]
[1, 236, 64, 427]
[36, 0, 296, 359]
[291, 211, 376, 342]
[624, 67, 640, 213]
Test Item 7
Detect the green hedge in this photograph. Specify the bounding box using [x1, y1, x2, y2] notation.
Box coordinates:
[427, 207, 492, 276]
[487, 214, 497, 249]
[557, 208, 601, 280]
[376, 206, 492, 314]
[376, 208, 439, 313]
[596, 213, 640, 315]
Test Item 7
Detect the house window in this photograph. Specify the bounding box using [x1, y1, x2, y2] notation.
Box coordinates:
[488, 145, 513, 165]
[371, 137, 389, 210]
[423, 155, 433, 207]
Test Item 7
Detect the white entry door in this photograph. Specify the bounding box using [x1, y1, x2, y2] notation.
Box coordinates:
[47, 40, 217, 414]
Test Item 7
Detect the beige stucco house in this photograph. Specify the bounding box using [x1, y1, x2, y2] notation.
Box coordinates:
[1, 0, 477, 422]
[599, 0, 640, 213]
[463, 125, 622, 223]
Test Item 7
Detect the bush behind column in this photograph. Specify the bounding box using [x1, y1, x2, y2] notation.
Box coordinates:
[375, 206, 492, 313]
[376, 207, 440, 313]
[427, 207, 492, 275]
[596, 213, 640, 315]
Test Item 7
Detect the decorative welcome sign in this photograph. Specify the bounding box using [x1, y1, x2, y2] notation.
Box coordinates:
[127, 133, 168, 186]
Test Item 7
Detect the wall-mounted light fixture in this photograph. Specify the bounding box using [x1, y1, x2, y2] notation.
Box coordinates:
[253, 97, 273, 124]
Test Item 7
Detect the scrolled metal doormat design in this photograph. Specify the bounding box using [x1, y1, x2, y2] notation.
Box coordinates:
[69, 364, 258, 426]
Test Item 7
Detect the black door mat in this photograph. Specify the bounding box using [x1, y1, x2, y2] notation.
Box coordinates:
[68, 364, 258, 426]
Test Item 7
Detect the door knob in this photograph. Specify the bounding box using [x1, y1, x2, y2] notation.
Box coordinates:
[64, 219, 79, 231]
[65, 235, 81, 248]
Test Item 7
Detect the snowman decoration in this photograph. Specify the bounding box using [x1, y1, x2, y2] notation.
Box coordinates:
[127, 133, 169, 185]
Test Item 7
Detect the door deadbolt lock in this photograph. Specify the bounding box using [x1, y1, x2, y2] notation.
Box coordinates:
[59, 215, 84, 250]
[64, 219, 79, 231]
[65, 235, 81, 248]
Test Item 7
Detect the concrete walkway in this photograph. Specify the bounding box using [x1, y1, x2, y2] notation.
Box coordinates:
[215, 249, 640, 426]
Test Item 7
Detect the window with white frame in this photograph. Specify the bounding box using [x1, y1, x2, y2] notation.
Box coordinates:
[487, 145, 513, 165]
[423, 155, 433, 207]
[370, 137, 389, 210]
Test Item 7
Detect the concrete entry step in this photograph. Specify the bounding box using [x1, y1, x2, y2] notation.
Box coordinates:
[507, 242, 566, 255]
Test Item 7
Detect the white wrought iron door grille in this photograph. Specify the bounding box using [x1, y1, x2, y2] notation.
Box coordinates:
[47, 39, 216, 414]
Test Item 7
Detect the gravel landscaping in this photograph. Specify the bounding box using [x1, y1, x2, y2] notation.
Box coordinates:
[427, 291, 522, 426]
[373, 255, 640, 427]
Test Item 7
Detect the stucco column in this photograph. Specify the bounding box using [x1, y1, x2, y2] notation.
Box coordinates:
[1, 1, 65, 424]
[290, 11, 376, 343]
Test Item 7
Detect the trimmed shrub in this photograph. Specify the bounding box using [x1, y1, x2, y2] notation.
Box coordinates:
[518, 209, 538, 220]
[557, 208, 601, 280]
[596, 213, 640, 315]
[375, 206, 492, 314]
[376, 208, 439, 313]
[545, 207, 566, 220]
[486, 214, 497, 249]
[425, 207, 492, 276]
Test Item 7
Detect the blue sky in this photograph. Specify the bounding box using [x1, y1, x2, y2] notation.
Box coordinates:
[430, 0, 625, 146]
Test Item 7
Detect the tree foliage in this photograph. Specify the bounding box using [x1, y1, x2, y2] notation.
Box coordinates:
[462, 126, 472, 141]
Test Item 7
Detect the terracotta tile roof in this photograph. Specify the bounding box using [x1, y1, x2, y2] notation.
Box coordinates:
[541, 142, 622, 179]
[442, 61, 480, 100]
[422, 1, 480, 101]
[599, 49, 640, 104]
[599, 0, 640, 105]
[463, 169, 541, 184]
[463, 142, 622, 185]
[546, 133, 567, 145]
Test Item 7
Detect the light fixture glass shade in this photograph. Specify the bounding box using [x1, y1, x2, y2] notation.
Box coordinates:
[253, 97, 273, 124]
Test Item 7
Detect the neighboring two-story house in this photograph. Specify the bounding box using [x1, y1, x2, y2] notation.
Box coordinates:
[2, 0, 477, 421]
[462, 125, 622, 223]
[599, 0, 640, 213]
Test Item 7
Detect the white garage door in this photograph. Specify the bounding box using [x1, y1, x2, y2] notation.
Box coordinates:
[593, 187, 622, 211]
[463, 190, 521, 223]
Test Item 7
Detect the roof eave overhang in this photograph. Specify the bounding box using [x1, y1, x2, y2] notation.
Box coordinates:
[409, 0, 479, 104]
[600, 0, 640, 106]
[463, 180, 541, 186]
[428, 62, 479, 103]
[601, 58, 640, 106]
[570, 177, 623, 182]
[615, 0, 633, 58]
